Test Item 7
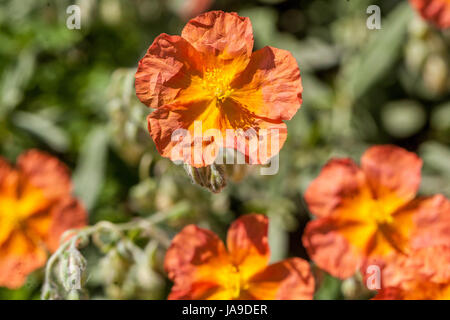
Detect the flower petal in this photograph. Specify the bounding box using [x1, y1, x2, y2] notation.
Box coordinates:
[247, 258, 315, 300]
[135, 34, 204, 109]
[381, 246, 450, 289]
[17, 150, 72, 202]
[0, 164, 17, 246]
[147, 100, 222, 167]
[409, 0, 450, 29]
[27, 197, 87, 252]
[220, 99, 287, 165]
[164, 224, 231, 300]
[0, 156, 11, 183]
[226, 214, 270, 280]
[372, 288, 404, 300]
[361, 145, 422, 207]
[408, 194, 450, 249]
[181, 11, 254, 61]
[231, 46, 302, 121]
[304, 158, 370, 219]
[148, 99, 287, 167]
[302, 218, 367, 279]
[0, 230, 47, 289]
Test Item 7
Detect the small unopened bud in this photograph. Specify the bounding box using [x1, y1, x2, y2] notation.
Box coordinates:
[100, 248, 131, 285]
[341, 274, 373, 300]
[183, 163, 227, 193]
[423, 54, 449, 95]
[58, 246, 87, 293]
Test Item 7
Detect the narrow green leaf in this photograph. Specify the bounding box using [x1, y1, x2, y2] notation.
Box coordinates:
[12, 111, 70, 152]
[345, 2, 413, 100]
[73, 127, 109, 211]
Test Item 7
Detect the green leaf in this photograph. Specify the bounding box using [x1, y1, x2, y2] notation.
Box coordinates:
[344, 2, 413, 101]
[73, 127, 109, 211]
[12, 111, 70, 152]
[315, 273, 343, 300]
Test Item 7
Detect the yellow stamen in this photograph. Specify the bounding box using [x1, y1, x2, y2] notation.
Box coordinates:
[201, 68, 234, 102]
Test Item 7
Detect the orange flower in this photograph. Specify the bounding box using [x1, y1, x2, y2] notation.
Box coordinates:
[135, 11, 302, 167]
[370, 246, 450, 300]
[409, 0, 450, 29]
[302, 145, 450, 279]
[164, 214, 314, 300]
[0, 150, 87, 288]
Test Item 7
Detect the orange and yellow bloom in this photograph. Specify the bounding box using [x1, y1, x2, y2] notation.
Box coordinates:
[409, 0, 450, 29]
[0, 150, 87, 288]
[164, 214, 315, 300]
[371, 246, 450, 300]
[135, 11, 302, 167]
[302, 145, 450, 279]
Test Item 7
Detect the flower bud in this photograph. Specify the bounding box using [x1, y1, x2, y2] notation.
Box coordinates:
[184, 163, 227, 193]
[58, 246, 87, 293]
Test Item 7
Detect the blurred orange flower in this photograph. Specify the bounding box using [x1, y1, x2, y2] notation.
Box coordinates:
[0, 150, 87, 288]
[371, 246, 450, 300]
[164, 214, 315, 300]
[302, 145, 450, 279]
[135, 11, 302, 167]
[409, 0, 450, 29]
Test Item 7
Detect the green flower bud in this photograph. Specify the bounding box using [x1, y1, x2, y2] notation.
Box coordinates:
[184, 163, 227, 193]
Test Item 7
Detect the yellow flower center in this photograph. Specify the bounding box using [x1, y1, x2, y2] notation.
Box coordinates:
[0, 177, 49, 244]
[372, 202, 394, 225]
[226, 265, 249, 299]
[201, 68, 234, 102]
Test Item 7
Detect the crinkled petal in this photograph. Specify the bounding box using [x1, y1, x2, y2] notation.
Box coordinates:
[361, 145, 422, 208]
[302, 218, 369, 279]
[409, 194, 450, 249]
[409, 0, 450, 29]
[148, 100, 222, 167]
[135, 34, 204, 109]
[27, 197, 87, 252]
[227, 214, 270, 281]
[304, 158, 370, 219]
[247, 258, 315, 300]
[0, 230, 47, 289]
[148, 99, 287, 167]
[164, 224, 232, 300]
[181, 11, 254, 61]
[231, 46, 302, 121]
[17, 150, 72, 202]
[412, 246, 450, 283]
[220, 99, 287, 165]
[364, 246, 450, 294]
[374, 283, 450, 300]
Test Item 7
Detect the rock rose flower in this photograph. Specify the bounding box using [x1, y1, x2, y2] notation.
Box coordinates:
[409, 0, 450, 29]
[302, 145, 450, 279]
[0, 150, 87, 288]
[370, 246, 450, 300]
[164, 214, 314, 300]
[135, 11, 302, 167]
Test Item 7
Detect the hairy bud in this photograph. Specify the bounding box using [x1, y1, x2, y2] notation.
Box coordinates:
[184, 163, 227, 193]
[58, 246, 87, 293]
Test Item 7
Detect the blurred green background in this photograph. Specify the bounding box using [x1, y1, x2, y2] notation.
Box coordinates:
[0, 0, 449, 300]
